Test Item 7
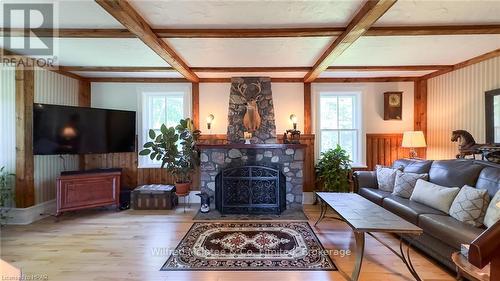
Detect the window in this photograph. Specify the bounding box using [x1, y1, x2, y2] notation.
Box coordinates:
[139, 86, 191, 168]
[318, 92, 361, 163]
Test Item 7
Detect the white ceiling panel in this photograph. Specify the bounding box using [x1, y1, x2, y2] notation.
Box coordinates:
[167, 37, 333, 67]
[196, 72, 307, 79]
[131, 0, 363, 28]
[319, 70, 433, 78]
[376, 0, 500, 26]
[332, 35, 500, 66]
[0, 0, 122, 28]
[72, 71, 183, 78]
[0, 38, 170, 67]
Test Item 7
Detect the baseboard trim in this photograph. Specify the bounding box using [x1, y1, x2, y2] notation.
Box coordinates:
[3, 200, 56, 225]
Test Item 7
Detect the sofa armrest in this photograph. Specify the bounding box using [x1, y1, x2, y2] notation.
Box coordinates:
[353, 171, 378, 193]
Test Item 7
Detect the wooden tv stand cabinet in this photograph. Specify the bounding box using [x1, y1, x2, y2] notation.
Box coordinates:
[56, 169, 121, 216]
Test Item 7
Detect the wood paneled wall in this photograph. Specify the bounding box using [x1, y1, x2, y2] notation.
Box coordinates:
[366, 134, 408, 170]
[82, 134, 316, 191]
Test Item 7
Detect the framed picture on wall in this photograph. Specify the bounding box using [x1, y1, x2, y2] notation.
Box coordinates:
[384, 92, 403, 120]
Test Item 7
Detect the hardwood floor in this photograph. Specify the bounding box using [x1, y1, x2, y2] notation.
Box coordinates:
[0, 205, 454, 281]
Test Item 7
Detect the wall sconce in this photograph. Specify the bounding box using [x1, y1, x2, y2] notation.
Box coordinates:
[206, 114, 214, 130]
[289, 114, 298, 130]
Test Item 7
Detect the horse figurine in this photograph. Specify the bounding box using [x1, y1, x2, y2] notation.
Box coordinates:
[451, 130, 484, 159]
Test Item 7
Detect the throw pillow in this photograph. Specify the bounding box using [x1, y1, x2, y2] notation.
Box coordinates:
[449, 185, 490, 227]
[484, 190, 500, 228]
[376, 165, 401, 192]
[410, 179, 460, 214]
[392, 171, 428, 199]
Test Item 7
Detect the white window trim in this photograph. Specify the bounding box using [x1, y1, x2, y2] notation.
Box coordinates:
[313, 84, 363, 166]
[137, 84, 192, 168]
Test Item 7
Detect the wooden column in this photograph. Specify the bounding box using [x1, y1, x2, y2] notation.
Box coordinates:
[78, 80, 91, 170]
[414, 79, 428, 158]
[303, 83, 312, 134]
[192, 82, 200, 129]
[15, 64, 35, 207]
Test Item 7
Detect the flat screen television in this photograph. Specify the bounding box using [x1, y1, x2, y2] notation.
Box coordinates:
[33, 103, 136, 155]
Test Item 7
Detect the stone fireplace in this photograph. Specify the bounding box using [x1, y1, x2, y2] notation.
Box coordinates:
[198, 77, 304, 215]
[199, 143, 306, 214]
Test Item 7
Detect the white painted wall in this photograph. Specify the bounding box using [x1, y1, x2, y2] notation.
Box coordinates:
[312, 82, 415, 165]
[427, 56, 500, 159]
[93, 81, 414, 166]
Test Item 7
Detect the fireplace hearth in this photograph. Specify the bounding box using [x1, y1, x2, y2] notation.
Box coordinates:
[215, 164, 286, 215]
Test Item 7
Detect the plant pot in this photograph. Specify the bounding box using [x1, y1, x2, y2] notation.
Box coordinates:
[175, 182, 191, 195]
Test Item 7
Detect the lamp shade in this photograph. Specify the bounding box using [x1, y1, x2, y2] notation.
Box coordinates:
[402, 131, 426, 148]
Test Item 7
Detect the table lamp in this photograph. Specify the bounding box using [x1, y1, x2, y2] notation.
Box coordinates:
[402, 131, 426, 159]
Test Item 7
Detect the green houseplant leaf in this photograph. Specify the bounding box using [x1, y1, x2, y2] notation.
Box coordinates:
[139, 118, 200, 184]
[315, 145, 352, 193]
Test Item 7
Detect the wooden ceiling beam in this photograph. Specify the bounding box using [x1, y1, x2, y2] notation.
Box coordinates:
[304, 0, 398, 83]
[3, 25, 499, 38]
[366, 25, 500, 36]
[421, 48, 500, 80]
[88, 76, 418, 83]
[95, 0, 199, 82]
[58, 65, 451, 73]
[327, 65, 452, 71]
[59, 66, 176, 72]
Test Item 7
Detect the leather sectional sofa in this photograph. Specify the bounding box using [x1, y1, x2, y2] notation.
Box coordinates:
[353, 159, 500, 270]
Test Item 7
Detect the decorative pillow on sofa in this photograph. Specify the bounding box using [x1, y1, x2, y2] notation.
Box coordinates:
[392, 171, 428, 199]
[484, 190, 500, 228]
[376, 165, 401, 192]
[449, 185, 490, 227]
[410, 179, 460, 214]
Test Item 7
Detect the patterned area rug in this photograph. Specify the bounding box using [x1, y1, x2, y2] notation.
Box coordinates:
[161, 222, 337, 271]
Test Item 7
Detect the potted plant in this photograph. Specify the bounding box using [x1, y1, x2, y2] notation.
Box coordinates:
[0, 166, 15, 225]
[139, 118, 201, 194]
[315, 145, 352, 193]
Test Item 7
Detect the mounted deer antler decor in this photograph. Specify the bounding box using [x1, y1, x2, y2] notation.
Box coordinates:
[227, 77, 276, 144]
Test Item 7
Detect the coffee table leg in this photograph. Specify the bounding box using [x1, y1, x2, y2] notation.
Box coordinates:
[352, 231, 365, 281]
[314, 199, 327, 226]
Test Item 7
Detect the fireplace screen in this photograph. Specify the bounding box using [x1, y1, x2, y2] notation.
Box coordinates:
[215, 165, 286, 214]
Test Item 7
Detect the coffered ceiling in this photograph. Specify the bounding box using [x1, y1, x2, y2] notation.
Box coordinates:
[1, 0, 500, 81]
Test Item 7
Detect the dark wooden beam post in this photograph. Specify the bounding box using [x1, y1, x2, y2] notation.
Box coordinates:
[15, 64, 35, 207]
[192, 82, 200, 129]
[414, 79, 427, 158]
[304, 83, 312, 134]
[78, 80, 91, 170]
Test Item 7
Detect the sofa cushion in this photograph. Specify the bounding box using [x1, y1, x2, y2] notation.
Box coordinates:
[449, 185, 490, 227]
[382, 195, 446, 225]
[393, 159, 433, 174]
[359, 187, 391, 205]
[475, 166, 500, 198]
[410, 179, 460, 214]
[392, 171, 428, 199]
[419, 214, 483, 249]
[429, 159, 483, 188]
[484, 190, 500, 228]
[376, 165, 400, 192]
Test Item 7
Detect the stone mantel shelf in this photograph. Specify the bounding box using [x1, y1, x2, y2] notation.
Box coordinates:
[197, 143, 307, 149]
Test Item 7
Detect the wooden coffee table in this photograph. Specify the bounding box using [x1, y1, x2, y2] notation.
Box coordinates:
[315, 192, 423, 281]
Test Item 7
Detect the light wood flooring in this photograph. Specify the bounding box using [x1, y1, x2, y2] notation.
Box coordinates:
[0, 205, 455, 281]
